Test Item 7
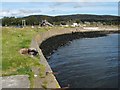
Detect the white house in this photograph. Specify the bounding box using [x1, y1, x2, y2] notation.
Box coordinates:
[71, 23, 79, 27]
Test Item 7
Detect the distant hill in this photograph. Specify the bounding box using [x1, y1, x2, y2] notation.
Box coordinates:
[2, 14, 119, 26]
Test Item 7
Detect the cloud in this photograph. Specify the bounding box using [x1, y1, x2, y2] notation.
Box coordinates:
[1, 2, 117, 18]
[19, 9, 41, 14]
[49, 2, 67, 9]
[73, 2, 85, 8]
[1, 9, 42, 17]
[73, 2, 117, 9]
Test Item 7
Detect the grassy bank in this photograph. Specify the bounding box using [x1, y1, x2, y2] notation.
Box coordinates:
[2, 27, 50, 87]
[2, 25, 118, 88]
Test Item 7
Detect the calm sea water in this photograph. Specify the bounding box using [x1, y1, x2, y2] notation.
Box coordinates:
[48, 34, 119, 88]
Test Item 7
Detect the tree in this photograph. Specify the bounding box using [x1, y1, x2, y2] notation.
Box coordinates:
[75, 19, 80, 24]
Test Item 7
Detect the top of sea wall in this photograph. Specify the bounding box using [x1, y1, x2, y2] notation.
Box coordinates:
[33, 27, 119, 46]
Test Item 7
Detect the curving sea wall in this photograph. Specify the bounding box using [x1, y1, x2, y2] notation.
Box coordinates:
[30, 27, 119, 88]
[40, 31, 108, 59]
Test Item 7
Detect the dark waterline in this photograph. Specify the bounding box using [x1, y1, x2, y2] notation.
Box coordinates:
[48, 34, 119, 88]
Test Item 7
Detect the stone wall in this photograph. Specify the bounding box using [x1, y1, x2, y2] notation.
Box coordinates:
[30, 27, 119, 88]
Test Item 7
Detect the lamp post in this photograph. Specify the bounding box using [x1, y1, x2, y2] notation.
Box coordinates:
[22, 20, 26, 27]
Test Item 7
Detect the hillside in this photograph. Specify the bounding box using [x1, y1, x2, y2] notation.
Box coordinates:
[2, 14, 119, 26]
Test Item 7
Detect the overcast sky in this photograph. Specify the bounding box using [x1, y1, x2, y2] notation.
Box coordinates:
[1, 1, 119, 18]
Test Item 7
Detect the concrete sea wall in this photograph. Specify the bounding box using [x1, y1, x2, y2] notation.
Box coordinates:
[30, 28, 79, 88]
[30, 27, 119, 88]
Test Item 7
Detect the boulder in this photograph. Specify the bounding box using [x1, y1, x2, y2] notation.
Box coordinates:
[19, 48, 28, 54]
[28, 48, 38, 56]
[19, 48, 38, 56]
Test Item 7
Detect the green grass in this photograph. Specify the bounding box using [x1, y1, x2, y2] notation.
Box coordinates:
[41, 81, 47, 89]
[2, 26, 86, 87]
[0, 26, 80, 78]
[39, 65, 46, 78]
[2, 27, 48, 87]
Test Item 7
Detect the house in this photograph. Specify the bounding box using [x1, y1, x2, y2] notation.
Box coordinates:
[71, 23, 79, 27]
[41, 20, 53, 27]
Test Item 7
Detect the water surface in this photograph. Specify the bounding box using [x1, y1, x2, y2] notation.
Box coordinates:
[48, 34, 119, 88]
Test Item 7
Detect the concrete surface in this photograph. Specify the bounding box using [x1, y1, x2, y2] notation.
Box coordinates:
[1, 75, 30, 88]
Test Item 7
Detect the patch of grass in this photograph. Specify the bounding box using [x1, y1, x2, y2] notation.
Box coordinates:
[2, 26, 64, 87]
[2, 27, 48, 87]
[41, 81, 47, 89]
[2, 27, 42, 74]
[39, 65, 46, 78]
[19, 39, 31, 48]
[17, 66, 31, 74]
[28, 71, 34, 88]
[56, 83, 60, 88]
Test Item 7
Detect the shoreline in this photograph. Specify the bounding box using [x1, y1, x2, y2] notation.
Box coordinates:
[31, 27, 119, 88]
[40, 30, 119, 59]
[2, 26, 119, 88]
[1, 25, 119, 88]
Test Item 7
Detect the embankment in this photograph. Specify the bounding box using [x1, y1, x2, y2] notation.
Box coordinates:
[30, 27, 119, 88]
[40, 31, 108, 59]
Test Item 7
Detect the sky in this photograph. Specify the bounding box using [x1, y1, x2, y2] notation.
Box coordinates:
[0, 1, 119, 18]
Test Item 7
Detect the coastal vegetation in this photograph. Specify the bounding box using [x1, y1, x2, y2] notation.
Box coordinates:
[1, 14, 119, 26]
[2, 27, 48, 87]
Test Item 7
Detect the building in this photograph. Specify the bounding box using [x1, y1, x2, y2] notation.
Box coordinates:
[71, 23, 79, 27]
[41, 20, 53, 27]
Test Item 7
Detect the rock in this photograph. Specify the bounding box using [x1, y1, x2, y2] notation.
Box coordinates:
[28, 48, 38, 56]
[19, 48, 38, 56]
[34, 74, 38, 77]
[19, 48, 28, 54]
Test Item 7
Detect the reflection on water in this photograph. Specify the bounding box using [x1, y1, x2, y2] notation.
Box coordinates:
[48, 34, 119, 88]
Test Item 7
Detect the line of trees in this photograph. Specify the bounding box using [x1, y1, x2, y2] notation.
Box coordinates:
[1, 14, 119, 26]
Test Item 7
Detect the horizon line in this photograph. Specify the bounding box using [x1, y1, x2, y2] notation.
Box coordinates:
[1, 13, 119, 19]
